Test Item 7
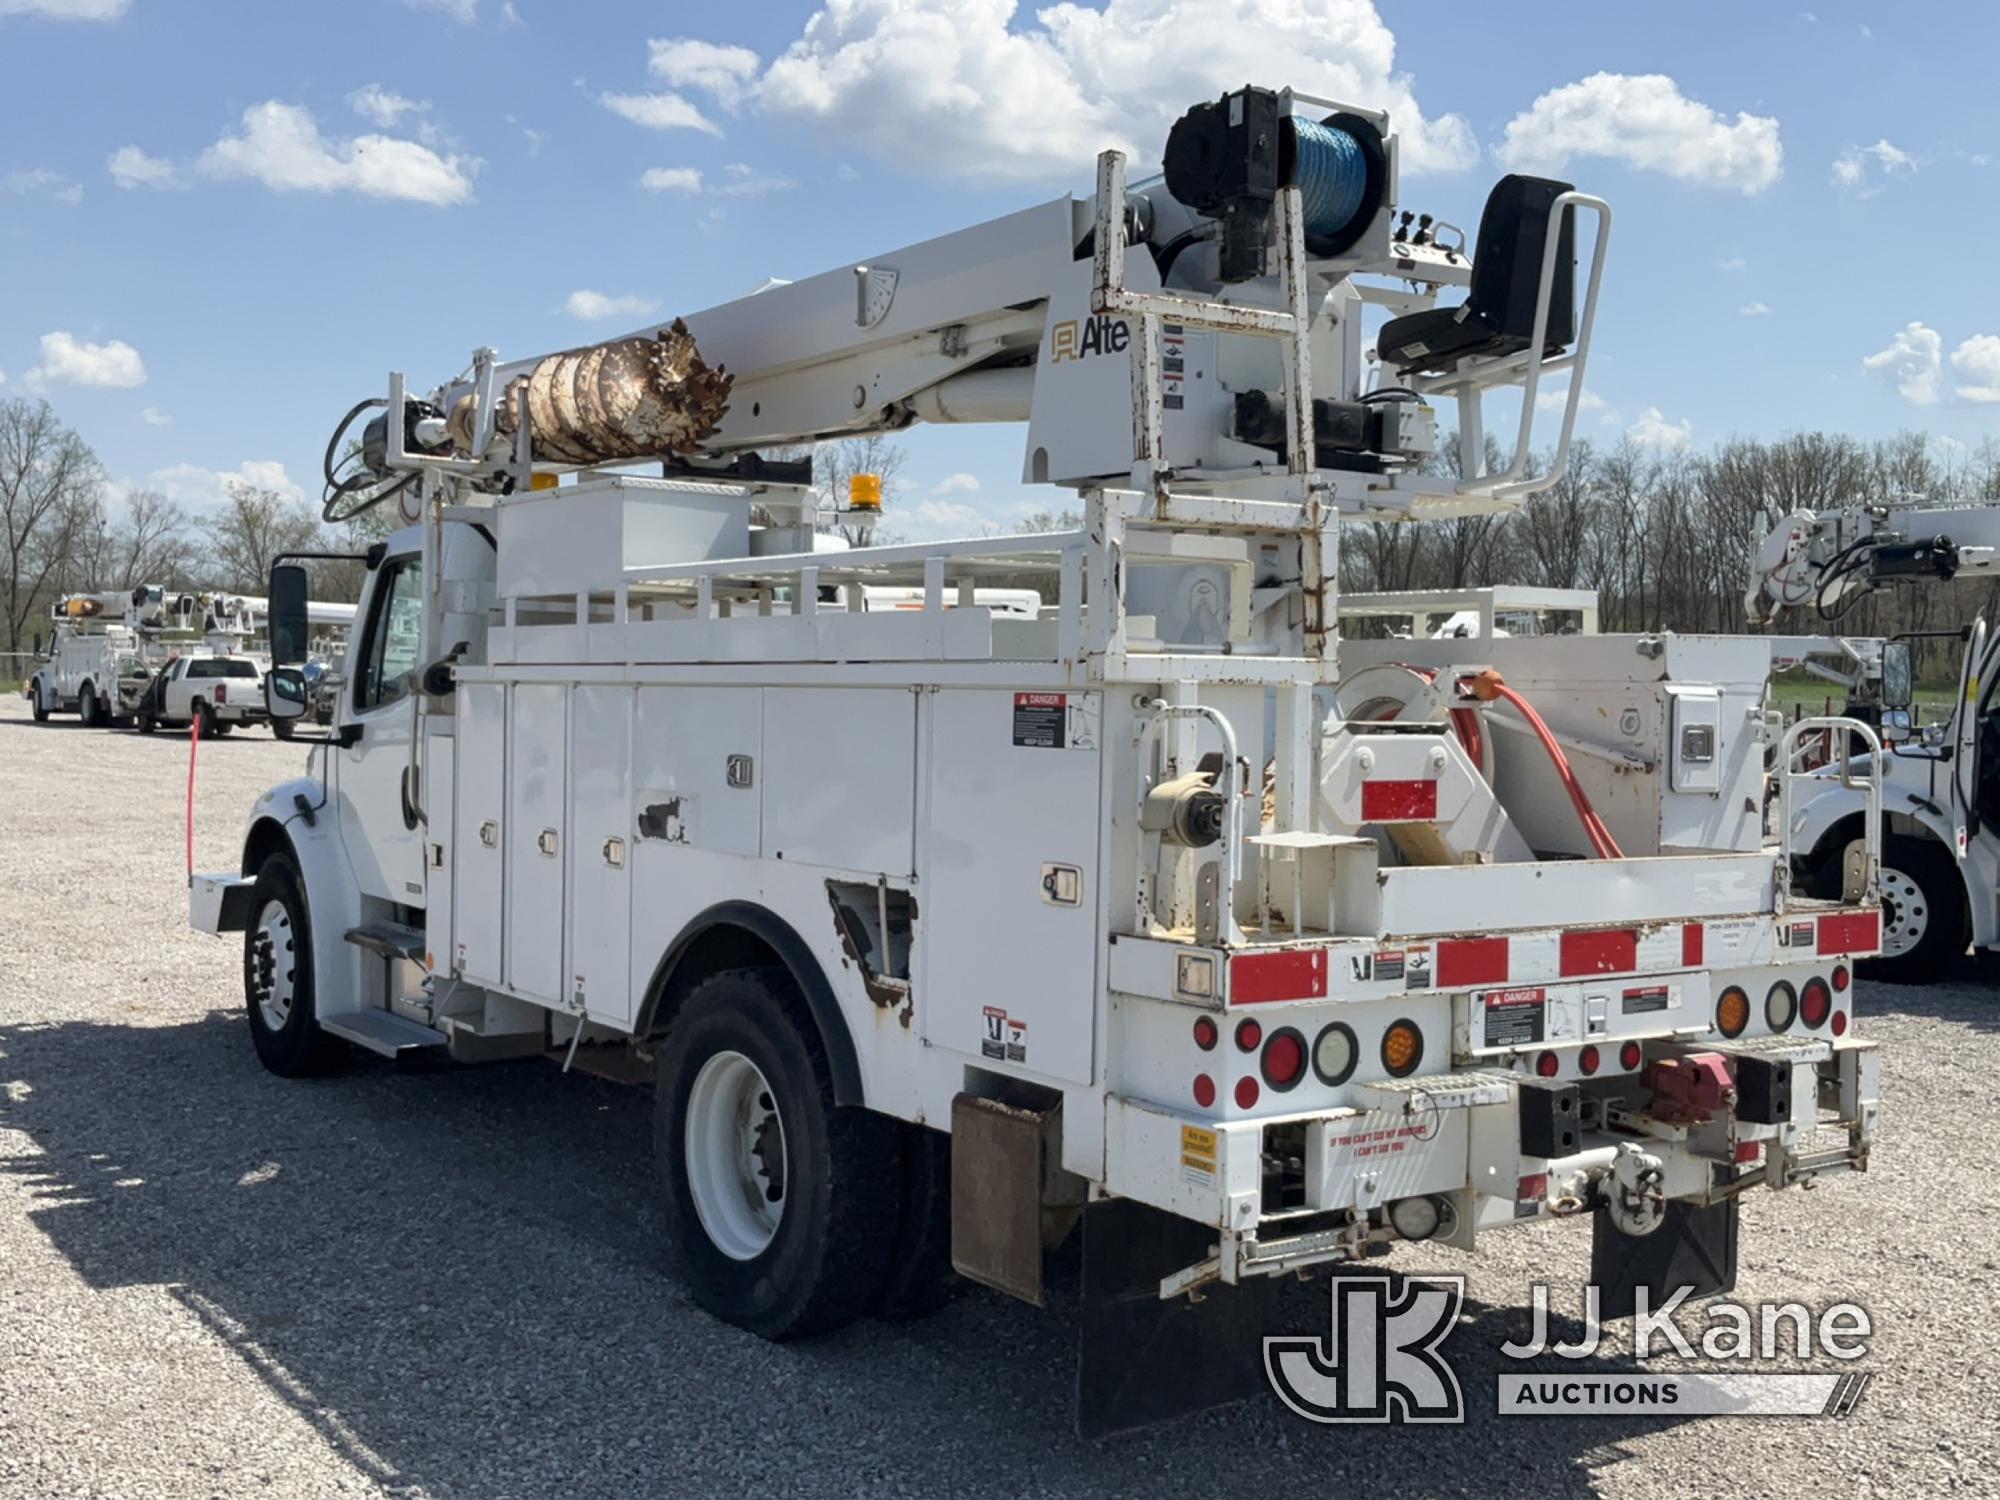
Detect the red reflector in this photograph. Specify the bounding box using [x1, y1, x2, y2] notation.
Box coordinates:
[1818, 911, 1881, 956]
[1192, 1017, 1217, 1051]
[1578, 1045, 1600, 1076]
[1734, 1140, 1762, 1164]
[1228, 949, 1328, 1005]
[1831, 964, 1850, 993]
[1517, 1172, 1548, 1201]
[1560, 928, 1638, 977]
[1234, 1018, 1262, 1052]
[1831, 1009, 1849, 1037]
[1360, 778, 1439, 822]
[1535, 1050, 1560, 1078]
[1682, 923, 1704, 968]
[1437, 937, 1509, 988]
[1234, 1076, 1260, 1110]
[1619, 1041, 1643, 1071]
[1192, 1073, 1215, 1108]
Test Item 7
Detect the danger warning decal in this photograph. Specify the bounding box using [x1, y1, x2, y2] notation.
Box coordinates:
[1482, 987, 1547, 1048]
[1010, 691, 1098, 750]
[981, 1006, 1028, 1064]
[1621, 983, 1675, 1015]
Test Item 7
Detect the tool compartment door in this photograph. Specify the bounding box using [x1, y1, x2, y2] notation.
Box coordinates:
[453, 682, 506, 986]
[506, 683, 569, 1004]
[568, 685, 634, 1024]
[920, 689, 1103, 1084]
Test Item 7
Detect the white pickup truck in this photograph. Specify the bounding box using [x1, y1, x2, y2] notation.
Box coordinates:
[134, 653, 274, 737]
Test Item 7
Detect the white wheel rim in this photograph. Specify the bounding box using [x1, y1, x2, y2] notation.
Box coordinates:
[250, 899, 298, 1031]
[684, 1050, 787, 1261]
[1879, 866, 1928, 958]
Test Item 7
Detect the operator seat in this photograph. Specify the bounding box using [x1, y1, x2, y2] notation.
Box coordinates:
[1376, 174, 1577, 377]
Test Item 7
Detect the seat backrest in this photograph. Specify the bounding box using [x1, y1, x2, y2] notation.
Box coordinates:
[1467, 174, 1576, 349]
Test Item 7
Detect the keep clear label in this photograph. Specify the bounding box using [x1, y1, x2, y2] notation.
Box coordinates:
[1011, 691, 1098, 750]
[1483, 987, 1548, 1047]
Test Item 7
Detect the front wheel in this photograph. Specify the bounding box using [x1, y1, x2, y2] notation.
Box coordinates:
[30, 681, 49, 722]
[80, 683, 105, 727]
[1868, 835, 1968, 982]
[655, 967, 901, 1339]
[244, 852, 342, 1076]
[136, 709, 157, 734]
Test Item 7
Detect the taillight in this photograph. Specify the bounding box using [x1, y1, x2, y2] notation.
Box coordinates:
[1619, 1041, 1643, 1071]
[1578, 1045, 1600, 1076]
[1234, 1076, 1260, 1109]
[1192, 1073, 1216, 1108]
[1765, 980, 1797, 1031]
[1261, 1028, 1307, 1092]
[1800, 977, 1832, 1029]
[1535, 1050, 1560, 1078]
[1234, 1018, 1262, 1052]
[1715, 986, 1750, 1038]
[1312, 1023, 1358, 1086]
[1192, 1016, 1218, 1051]
[1381, 1021, 1423, 1077]
[1831, 1009, 1849, 1037]
[1832, 964, 1850, 993]
[214, 685, 227, 704]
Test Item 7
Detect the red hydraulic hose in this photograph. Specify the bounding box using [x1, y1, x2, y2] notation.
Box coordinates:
[1463, 671, 1624, 860]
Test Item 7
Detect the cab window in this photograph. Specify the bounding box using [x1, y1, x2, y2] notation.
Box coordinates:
[355, 557, 424, 712]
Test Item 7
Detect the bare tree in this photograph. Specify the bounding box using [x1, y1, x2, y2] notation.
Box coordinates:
[0, 397, 103, 655]
[201, 483, 325, 593]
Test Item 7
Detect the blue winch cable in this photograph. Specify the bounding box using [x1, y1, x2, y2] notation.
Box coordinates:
[1289, 118, 1369, 240]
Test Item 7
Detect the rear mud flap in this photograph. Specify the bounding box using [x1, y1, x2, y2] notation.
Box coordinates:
[1077, 1198, 1270, 1439]
[1590, 1199, 1739, 1321]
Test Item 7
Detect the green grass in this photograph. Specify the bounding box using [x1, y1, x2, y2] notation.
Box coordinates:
[1769, 672, 1957, 725]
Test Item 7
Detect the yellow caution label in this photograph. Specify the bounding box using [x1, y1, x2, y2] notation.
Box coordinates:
[1180, 1124, 1217, 1176]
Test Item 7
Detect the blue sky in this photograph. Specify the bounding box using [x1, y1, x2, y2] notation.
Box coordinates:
[2, 0, 1996, 540]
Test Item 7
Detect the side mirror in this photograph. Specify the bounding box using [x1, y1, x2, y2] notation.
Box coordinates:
[1880, 641, 1914, 712]
[267, 563, 311, 667]
[267, 665, 309, 721]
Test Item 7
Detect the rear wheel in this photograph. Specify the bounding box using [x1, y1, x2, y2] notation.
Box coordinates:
[655, 966, 900, 1339]
[244, 852, 342, 1076]
[195, 699, 218, 739]
[870, 1123, 964, 1320]
[136, 709, 157, 734]
[273, 719, 295, 741]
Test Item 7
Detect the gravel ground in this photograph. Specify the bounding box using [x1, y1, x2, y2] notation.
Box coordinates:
[2, 690, 1997, 1499]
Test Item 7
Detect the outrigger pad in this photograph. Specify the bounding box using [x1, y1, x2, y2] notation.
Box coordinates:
[1077, 1199, 1271, 1439]
[1590, 1199, 1739, 1322]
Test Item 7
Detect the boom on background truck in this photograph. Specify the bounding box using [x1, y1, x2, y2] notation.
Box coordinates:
[191, 83, 1883, 1433]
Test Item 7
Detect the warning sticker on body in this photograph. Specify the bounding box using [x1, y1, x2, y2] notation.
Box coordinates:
[1011, 691, 1097, 751]
[1180, 1123, 1216, 1181]
[981, 1006, 1029, 1063]
[1621, 983, 1674, 1015]
[1403, 946, 1433, 992]
[1483, 987, 1547, 1047]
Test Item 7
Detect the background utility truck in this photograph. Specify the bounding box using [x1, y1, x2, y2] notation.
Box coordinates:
[192, 84, 1883, 1433]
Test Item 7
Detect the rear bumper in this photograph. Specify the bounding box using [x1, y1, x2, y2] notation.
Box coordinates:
[190, 872, 256, 934]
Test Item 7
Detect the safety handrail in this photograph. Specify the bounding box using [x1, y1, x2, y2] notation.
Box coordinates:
[1777, 716, 1883, 906]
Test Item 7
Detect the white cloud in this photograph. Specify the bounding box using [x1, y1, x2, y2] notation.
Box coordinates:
[640, 166, 705, 194]
[5, 168, 83, 202]
[406, 0, 477, 20]
[648, 37, 761, 107]
[1497, 73, 1782, 193]
[602, 91, 720, 135]
[0, 0, 129, 18]
[25, 330, 147, 391]
[141, 406, 171, 426]
[348, 83, 425, 128]
[0, 369, 8, 385]
[1950, 334, 2000, 403]
[900, 498, 993, 539]
[1626, 406, 1692, 449]
[932, 472, 981, 494]
[739, 0, 1474, 184]
[564, 289, 662, 321]
[718, 163, 796, 197]
[108, 145, 177, 189]
[1533, 382, 1607, 416]
[1717, 255, 1746, 271]
[196, 101, 476, 204]
[1862, 321, 1943, 404]
[1832, 138, 1914, 195]
[150, 459, 305, 510]
[1740, 301, 1771, 317]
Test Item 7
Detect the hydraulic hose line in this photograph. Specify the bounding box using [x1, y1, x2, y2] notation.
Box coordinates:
[1463, 670, 1625, 861]
[185, 706, 201, 884]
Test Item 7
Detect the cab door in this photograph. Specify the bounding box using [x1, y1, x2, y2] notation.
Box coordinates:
[336, 553, 427, 906]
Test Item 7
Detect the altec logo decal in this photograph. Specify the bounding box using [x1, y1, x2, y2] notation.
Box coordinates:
[1049, 315, 1130, 363]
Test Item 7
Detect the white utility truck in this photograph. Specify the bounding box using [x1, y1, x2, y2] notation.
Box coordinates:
[192, 85, 1883, 1433]
[28, 588, 183, 725]
[1750, 499, 2000, 976]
